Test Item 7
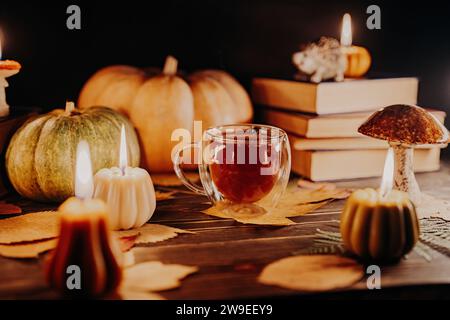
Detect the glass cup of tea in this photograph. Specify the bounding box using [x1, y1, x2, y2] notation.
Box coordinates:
[173, 124, 291, 207]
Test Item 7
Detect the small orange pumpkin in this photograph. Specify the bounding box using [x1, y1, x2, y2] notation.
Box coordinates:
[343, 46, 372, 78]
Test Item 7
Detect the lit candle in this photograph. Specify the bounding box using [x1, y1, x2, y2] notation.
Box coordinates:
[46, 140, 122, 298]
[340, 13, 372, 78]
[0, 31, 21, 117]
[94, 125, 156, 230]
[340, 148, 420, 262]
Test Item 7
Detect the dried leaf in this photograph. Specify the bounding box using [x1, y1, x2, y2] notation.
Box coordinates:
[151, 173, 199, 187]
[202, 195, 330, 225]
[0, 211, 59, 244]
[268, 201, 330, 218]
[232, 214, 294, 226]
[155, 190, 176, 201]
[258, 255, 364, 292]
[297, 179, 337, 191]
[0, 211, 189, 255]
[203, 202, 295, 226]
[115, 224, 194, 244]
[0, 239, 57, 258]
[118, 235, 138, 252]
[281, 187, 350, 206]
[0, 201, 22, 215]
[119, 288, 165, 300]
[122, 261, 198, 292]
[204, 202, 266, 219]
[417, 194, 450, 221]
[201, 183, 348, 226]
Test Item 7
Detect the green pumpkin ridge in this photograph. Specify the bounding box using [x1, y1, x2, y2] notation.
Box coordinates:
[6, 106, 141, 202]
[6, 114, 52, 201]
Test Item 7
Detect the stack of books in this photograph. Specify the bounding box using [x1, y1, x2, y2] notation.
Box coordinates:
[252, 77, 446, 181]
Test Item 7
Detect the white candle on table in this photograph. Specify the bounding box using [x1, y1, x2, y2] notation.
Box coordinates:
[94, 125, 156, 230]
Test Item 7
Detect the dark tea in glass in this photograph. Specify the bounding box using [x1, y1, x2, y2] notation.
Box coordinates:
[174, 124, 291, 207]
[209, 133, 281, 203]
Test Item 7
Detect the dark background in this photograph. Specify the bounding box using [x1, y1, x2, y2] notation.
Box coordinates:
[1, 0, 449, 118]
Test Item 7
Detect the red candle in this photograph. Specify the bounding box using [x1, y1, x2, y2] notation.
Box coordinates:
[45, 141, 122, 298]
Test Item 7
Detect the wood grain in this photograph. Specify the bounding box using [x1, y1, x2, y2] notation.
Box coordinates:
[1, 159, 450, 299]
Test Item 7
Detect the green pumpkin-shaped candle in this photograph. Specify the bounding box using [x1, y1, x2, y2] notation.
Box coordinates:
[340, 187, 420, 263]
[340, 148, 420, 263]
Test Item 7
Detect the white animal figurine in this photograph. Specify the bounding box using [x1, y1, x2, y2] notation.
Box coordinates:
[292, 37, 347, 83]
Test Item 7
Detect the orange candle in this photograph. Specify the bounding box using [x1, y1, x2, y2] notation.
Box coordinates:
[46, 141, 122, 298]
[340, 13, 371, 78]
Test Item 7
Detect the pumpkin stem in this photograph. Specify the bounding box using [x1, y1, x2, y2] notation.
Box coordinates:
[163, 56, 178, 76]
[65, 101, 75, 115]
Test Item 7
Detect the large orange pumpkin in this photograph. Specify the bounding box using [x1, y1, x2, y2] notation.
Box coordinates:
[78, 56, 253, 172]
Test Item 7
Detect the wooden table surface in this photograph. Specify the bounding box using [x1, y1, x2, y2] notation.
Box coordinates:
[1, 158, 450, 300]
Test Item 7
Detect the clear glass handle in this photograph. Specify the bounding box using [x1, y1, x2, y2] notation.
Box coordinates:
[173, 143, 206, 196]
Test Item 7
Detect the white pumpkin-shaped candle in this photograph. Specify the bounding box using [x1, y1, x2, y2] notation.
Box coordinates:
[94, 125, 156, 230]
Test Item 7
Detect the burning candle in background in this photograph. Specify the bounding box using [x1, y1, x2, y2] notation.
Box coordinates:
[340, 13, 353, 47]
[94, 125, 156, 230]
[46, 140, 122, 298]
[339, 148, 420, 263]
[340, 13, 372, 78]
[0, 30, 21, 117]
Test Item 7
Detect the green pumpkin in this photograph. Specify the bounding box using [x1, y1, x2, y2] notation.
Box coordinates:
[340, 188, 420, 263]
[5, 103, 140, 202]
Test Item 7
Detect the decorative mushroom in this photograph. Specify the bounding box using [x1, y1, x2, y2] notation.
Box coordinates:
[358, 104, 449, 205]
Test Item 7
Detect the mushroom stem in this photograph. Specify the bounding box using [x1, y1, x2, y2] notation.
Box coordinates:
[391, 143, 421, 205]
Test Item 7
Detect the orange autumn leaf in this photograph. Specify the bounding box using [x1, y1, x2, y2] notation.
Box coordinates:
[297, 179, 337, 191]
[122, 261, 198, 292]
[258, 255, 364, 292]
[201, 184, 348, 226]
[0, 211, 59, 244]
[118, 235, 138, 252]
[115, 224, 194, 244]
[0, 239, 57, 259]
[0, 201, 22, 215]
[203, 202, 295, 226]
[155, 190, 176, 201]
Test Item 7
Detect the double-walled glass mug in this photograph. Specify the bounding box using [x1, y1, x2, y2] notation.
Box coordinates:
[174, 124, 291, 207]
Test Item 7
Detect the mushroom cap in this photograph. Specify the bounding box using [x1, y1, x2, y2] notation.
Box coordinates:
[358, 104, 449, 145]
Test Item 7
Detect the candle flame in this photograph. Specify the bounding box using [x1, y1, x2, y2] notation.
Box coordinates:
[119, 124, 128, 173]
[380, 147, 394, 198]
[340, 13, 352, 47]
[75, 140, 94, 199]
